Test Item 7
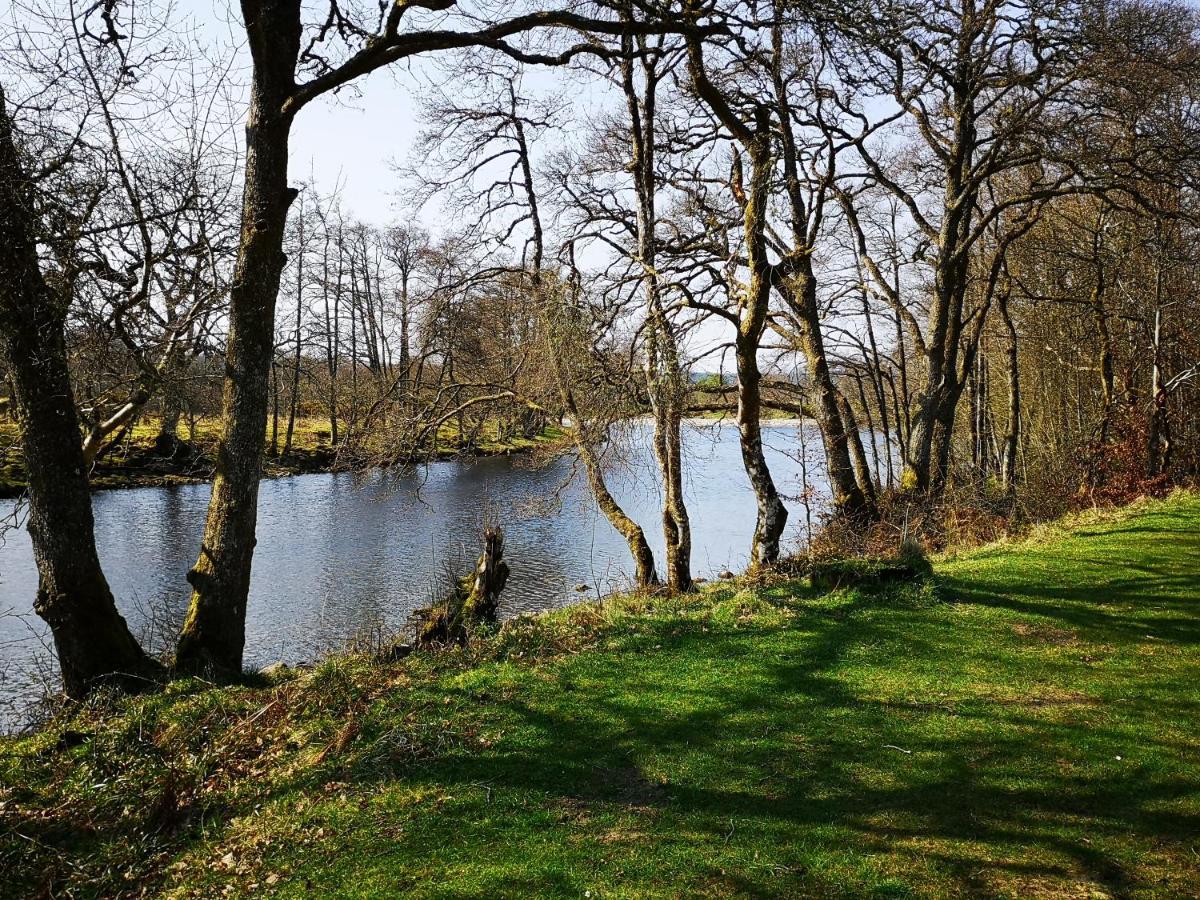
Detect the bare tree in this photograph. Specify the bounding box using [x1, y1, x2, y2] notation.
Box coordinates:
[0, 85, 160, 696]
[175, 0, 704, 675]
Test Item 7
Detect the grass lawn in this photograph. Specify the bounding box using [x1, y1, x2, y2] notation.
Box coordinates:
[2, 493, 1198, 897]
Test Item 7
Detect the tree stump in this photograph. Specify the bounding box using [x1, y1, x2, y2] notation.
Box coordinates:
[417, 527, 510, 648]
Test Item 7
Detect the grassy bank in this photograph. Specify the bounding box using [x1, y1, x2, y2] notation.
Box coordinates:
[2, 493, 1199, 897]
[0, 418, 565, 498]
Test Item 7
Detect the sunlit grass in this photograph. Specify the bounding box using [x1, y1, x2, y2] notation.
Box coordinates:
[2, 492, 1198, 897]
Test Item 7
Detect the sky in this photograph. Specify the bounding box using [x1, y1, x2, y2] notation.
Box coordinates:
[180, 0, 437, 224]
[177, 0, 591, 229]
[4, 0, 873, 373]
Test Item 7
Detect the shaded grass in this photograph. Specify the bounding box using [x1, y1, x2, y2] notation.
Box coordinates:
[1, 493, 1198, 897]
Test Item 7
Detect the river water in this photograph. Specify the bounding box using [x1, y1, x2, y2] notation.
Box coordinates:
[0, 420, 856, 725]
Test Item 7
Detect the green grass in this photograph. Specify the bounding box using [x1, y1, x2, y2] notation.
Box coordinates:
[2, 493, 1199, 898]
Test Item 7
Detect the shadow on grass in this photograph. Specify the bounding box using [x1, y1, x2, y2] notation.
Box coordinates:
[10, 506, 1200, 898]
[301, 558, 1200, 896]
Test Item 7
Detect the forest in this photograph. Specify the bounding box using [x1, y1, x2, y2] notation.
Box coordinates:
[0, 0, 1198, 895]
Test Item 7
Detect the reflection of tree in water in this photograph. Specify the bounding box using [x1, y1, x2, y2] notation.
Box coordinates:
[0, 423, 841, 726]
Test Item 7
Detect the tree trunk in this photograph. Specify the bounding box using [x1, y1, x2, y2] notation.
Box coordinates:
[543, 302, 658, 587]
[776, 270, 875, 521]
[1147, 294, 1170, 477]
[156, 379, 185, 456]
[647, 331, 692, 592]
[175, 14, 300, 676]
[577, 422, 659, 589]
[686, 38, 788, 568]
[838, 394, 878, 507]
[270, 357, 280, 457]
[735, 324, 789, 568]
[997, 288, 1020, 492]
[0, 86, 158, 697]
[516, 77, 659, 592]
[1089, 275, 1116, 444]
[284, 196, 305, 454]
[622, 36, 691, 592]
[417, 527, 509, 647]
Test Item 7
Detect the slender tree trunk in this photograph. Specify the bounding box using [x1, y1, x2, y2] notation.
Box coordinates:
[270, 357, 280, 457]
[734, 151, 787, 567]
[968, 360, 981, 475]
[562, 383, 659, 589]
[891, 277, 912, 456]
[853, 375, 881, 489]
[514, 78, 658, 591]
[0, 86, 158, 696]
[997, 287, 1020, 492]
[284, 197, 305, 454]
[399, 269, 412, 412]
[1089, 275, 1116, 445]
[687, 35, 788, 567]
[1147, 274, 1170, 476]
[349, 255, 359, 439]
[858, 293, 893, 488]
[776, 269, 875, 520]
[838, 394, 878, 507]
[645, 309, 692, 592]
[622, 34, 691, 592]
[735, 322, 788, 568]
[175, 14, 300, 676]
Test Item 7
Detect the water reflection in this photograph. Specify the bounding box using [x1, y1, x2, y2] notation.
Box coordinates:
[0, 421, 847, 721]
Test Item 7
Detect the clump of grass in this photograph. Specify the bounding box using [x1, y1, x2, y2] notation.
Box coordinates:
[807, 552, 932, 591]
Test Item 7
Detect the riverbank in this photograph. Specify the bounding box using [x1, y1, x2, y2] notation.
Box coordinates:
[2, 491, 1198, 897]
[0, 419, 566, 498]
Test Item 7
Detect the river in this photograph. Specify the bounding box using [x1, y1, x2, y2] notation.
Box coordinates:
[0, 420, 861, 727]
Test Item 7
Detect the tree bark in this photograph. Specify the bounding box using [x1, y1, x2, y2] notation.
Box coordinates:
[284, 193, 305, 454]
[838, 393, 878, 507]
[734, 301, 789, 568]
[0, 86, 159, 697]
[417, 527, 509, 647]
[622, 30, 691, 592]
[156, 378, 185, 455]
[175, 5, 301, 676]
[686, 32, 788, 567]
[997, 287, 1020, 492]
[775, 269, 875, 520]
[514, 76, 659, 591]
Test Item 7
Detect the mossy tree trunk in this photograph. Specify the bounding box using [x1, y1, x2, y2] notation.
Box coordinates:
[0, 86, 159, 697]
[570, 397, 659, 589]
[512, 78, 659, 591]
[686, 35, 789, 569]
[730, 127, 789, 567]
[838, 394, 878, 508]
[418, 528, 510, 647]
[620, 30, 692, 592]
[775, 267, 877, 522]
